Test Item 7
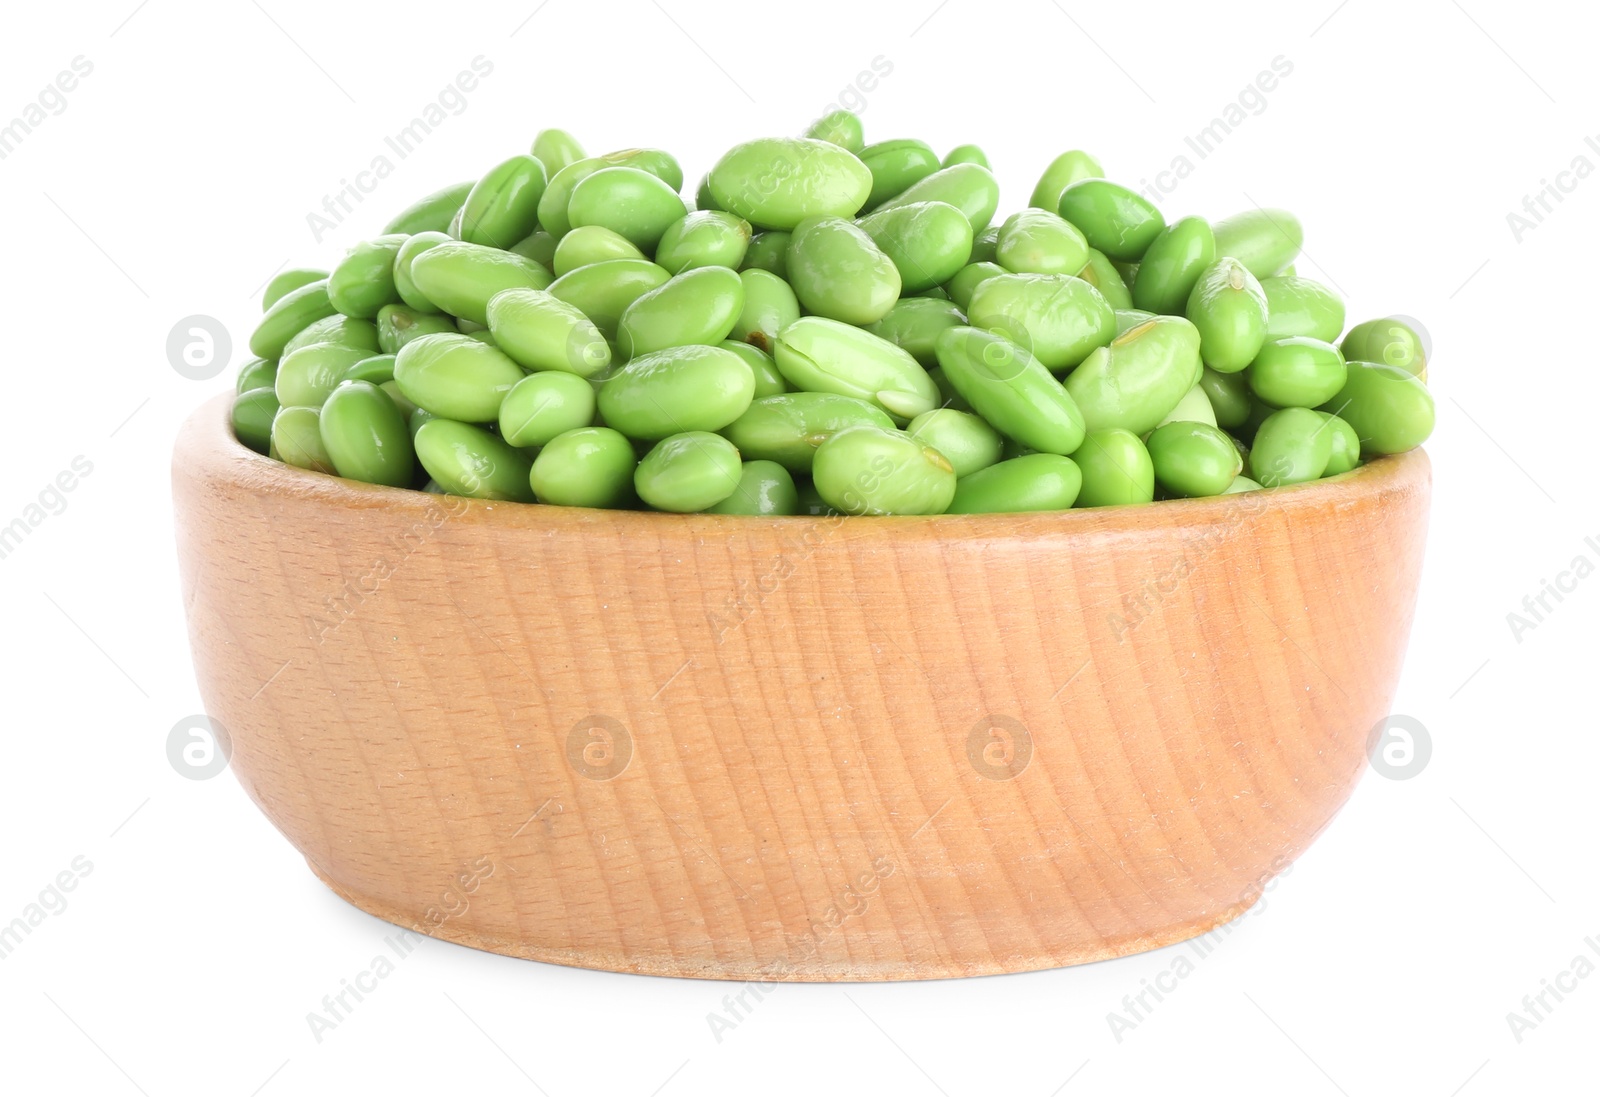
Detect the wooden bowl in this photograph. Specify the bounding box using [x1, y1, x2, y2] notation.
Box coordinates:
[173, 393, 1430, 981]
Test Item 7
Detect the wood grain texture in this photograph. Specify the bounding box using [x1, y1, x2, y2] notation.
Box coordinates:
[173, 393, 1431, 981]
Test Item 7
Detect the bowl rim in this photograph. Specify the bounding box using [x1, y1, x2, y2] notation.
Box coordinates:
[183, 392, 1431, 539]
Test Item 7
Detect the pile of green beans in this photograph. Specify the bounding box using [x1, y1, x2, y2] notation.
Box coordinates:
[231, 114, 1434, 515]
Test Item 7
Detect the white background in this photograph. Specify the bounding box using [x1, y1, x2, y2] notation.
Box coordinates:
[2, 0, 1597, 1093]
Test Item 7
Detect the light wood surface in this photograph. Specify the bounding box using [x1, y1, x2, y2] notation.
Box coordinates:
[173, 393, 1431, 980]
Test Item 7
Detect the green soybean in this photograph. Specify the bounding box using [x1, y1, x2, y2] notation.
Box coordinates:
[232, 386, 280, 454]
[1056, 180, 1165, 261]
[1132, 216, 1216, 316]
[786, 216, 901, 325]
[634, 431, 743, 512]
[1262, 275, 1345, 342]
[1155, 382, 1219, 429]
[262, 267, 329, 311]
[376, 305, 457, 356]
[907, 408, 1004, 478]
[1029, 150, 1103, 211]
[806, 110, 865, 154]
[457, 154, 547, 248]
[275, 344, 371, 408]
[1065, 317, 1202, 434]
[1249, 407, 1333, 487]
[855, 201, 974, 293]
[485, 288, 612, 377]
[1248, 336, 1347, 409]
[271, 406, 336, 474]
[510, 229, 559, 268]
[873, 163, 1000, 232]
[318, 380, 415, 487]
[1341, 317, 1428, 381]
[283, 313, 381, 356]
[1146, 421, 1241, 498]
[994, 208, 1090, 276]
[945, 261, 1006, 311]
[943, 144, 989, 169]
[1324, 362, 1435, 455]
[741, 231, 793, 278]
[969, 225, 1000, 265]
[719, 340, 789, 398]
[414, 418, 536, 501]
[409, 241, 553, 326]
[552, 225, 647, 277]
[384, 181, 473, 236]
[250, 279, 336, 360]
[393, 232, 452, 312]
[617, 266, 745, 359]
[1213, 208, 1302, 279]
[499, 370, 597, 448]
[655, 211, 752, 273]
[236, 357, 277, 395]
[344, 353, 397, 384]
[707, 137, 872, 230]
[707, 460, 801, 515]
[598, 344, 755, 439]
[812, 425, 955, 515]
[1186, 257, 1269, 374]
[567, 166, 688, 252]
[393, 333, 526, 422]
[538, 148, 685, 237]
[722, 392, 896, 472]
[933, 327, 1086, 455]
[532, 128, 586, 176]
[859, 139, 942, 208]
[731, 269, 801, 353]
[546, 258, 671, 339]
[946, 454, 1082, 513]
[1198, 366, 1253, 429]
[966, 272, 1116, 372]
[865, 297, 967, 367]
[773, 317, 939, 421]
[529, 426, 638, 508]
[1075, 248, 1133, 311]
[1073, 428, 1155, 507]
[1321, 412, 1362, 475]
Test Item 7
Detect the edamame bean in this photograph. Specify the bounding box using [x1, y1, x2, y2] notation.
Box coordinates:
[236, 358, 276, 395]
[409, 241, 553, 326]
[707, 460, 801, 515]
[538, 149, 685, 237]
[1249, 407, 1333, 486]
[786, 216, 901, 325]
[1198, 366, 1252, 429]
[1261, 275, 1345, 342]
[1155, 383, 1218, 429]
[865, 297, 966, 367]
[529, 426, 638, 508]
[384, 181, 473, 236]
[1073, 428, 1154, 507]
[907, 408, 1004, 478]
[1113, 309, 1156, 336]
[806, 110, 865, 154]
[262, 267, 328, 311]
[485, 288, 612, 377]
[1224, 474, 1264, 494]
[250, 278, 336, 360]
[945, 261, 1006, 311]
[994, 208, 1090, 276]
[707, 137, 873, 230]
[344, 353, 397, 384]
[741, 231, 792, 277]
[567, 166, 688, 252]
[552, 225, 647, 277]
[1146, 421, 1241, 498]
[1324, 362, 1435, 455]
[933, 327, 1086, 454]
[1185, 257, 1268, 373]
[1065, 316, 1202, 434]
[946, 453, 1082, 513]
[731, 269, 801, 353]
[457, 154, 547, 248]
[812, 425, 955, 515]
[546, 258, 671, 338]
[969, 225, 999, 264]
[873, 163, 1001, 232]
[532, 128, 586, 176]
[271, 406, 336, 474]
[634, 431, 743, 512]
[394, 232, 453, 312]
[598, 344, 755, 438]
[319, 380, 415, 487]
[719, 340, 789, 398]
[1212, 208, 1302, 279]
[1248, 336, 1347, 409]
[966, 272, 1116, 372]
[499, 370, 597, 448]
[1132, 216, 1216, 316]
[1056, 179, 1165, 261]
[510, 229, 559, 268]
[855, 201, 974, 292]
[414, 419, 536, 501]
[377, 304, 457, 355]
[275, 344, 371, 408]
[284, 313, 381, 356]
[232, 386, 280, 454]
[617, 266, 745, 359]
[942, 144, 989, 169]
[858, 139, 942, 208]
[722, 392, 896, 472]
[1029, 150, 1103, 211]
[655, 211, 753, 273]
[773, 317, 939, 421]
[1341, 317, 1428, 381]
[393, 332, 526, 422]
[1075, 248, 1133, 310]
[1321, 411, 1362, 475]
